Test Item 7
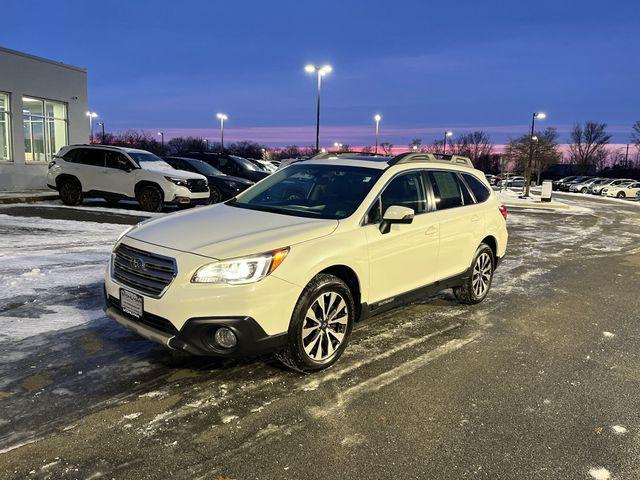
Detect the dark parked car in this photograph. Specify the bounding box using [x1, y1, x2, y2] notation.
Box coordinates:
[178, 152, 270, 183]
[558, 175, 593, 191]
[552, 176, 578, 191]
[164, 156, 254, 203]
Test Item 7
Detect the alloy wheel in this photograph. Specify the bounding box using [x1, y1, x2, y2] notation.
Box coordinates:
[302, 291, 349, 361]
[472, 252, 492, 298]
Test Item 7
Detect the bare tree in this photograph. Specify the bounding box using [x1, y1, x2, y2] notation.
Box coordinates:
[361, 145, 373, 153]
[166, 136, 209, 154]
[568, 122, 612, 174]
[505, 127, 561, 180]
[408, 138, 422, 151]
[422, 140, 443, 154]
[450, 131, 493, 161]
[632, 121, 640, 152]
[380, 142, 393, 155]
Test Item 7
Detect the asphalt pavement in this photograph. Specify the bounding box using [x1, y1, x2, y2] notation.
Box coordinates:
[1, 195, 639, 479]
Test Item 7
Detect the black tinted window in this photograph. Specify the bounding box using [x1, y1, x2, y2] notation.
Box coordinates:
[381, 172, 427, 216]
[75, 149, 105, 167]
[428, 171, 463, 210]
[463, 173, 491, 203]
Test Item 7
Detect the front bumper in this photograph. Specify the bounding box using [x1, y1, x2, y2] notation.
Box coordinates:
[104, 296, 286, 357]
[104, 237, 301, 356]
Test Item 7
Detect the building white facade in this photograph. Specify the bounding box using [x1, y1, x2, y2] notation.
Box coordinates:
[0, 46, 88, 190]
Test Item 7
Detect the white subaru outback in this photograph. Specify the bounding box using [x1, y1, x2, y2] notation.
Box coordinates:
[47, 145, 210, 211]
[104, 152, 508, 372]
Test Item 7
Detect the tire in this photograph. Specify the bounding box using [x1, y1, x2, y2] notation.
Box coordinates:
[581, 187, 588, 193]
[453, 243, 495, 305]
[209, 186, 223, 204]
[276, 273, 355, 373]
[617, 191, 625, 198]
[58, 178, 82, 206]
[137, 185, 164, 212]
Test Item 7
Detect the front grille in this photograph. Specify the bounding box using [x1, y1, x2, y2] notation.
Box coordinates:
[112, 243, 177, 297]
[186, 178, 209, 192]
[107, 295, 178, 335]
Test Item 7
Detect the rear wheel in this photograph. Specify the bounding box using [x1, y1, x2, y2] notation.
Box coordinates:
[453, 243, 494, 305]
[277, 274, 354, 373]
[59, 178, 82, 206]
[581, 187, 588, 193]
[617, 191, 626, 198]
[137, 186, 164, 212]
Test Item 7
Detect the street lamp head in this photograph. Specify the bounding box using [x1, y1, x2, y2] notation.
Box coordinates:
[157, 131, 163, 136]
[216, 113, 228, 120]
[535, 112, 546, 119]
[446, 131, 453, 137]
[319, 65, 332, 76]
[532, 135, 539, 141]
[374, 114, 382, 122]
[86, 111, 98, 118]
[304, 64, 316, 73]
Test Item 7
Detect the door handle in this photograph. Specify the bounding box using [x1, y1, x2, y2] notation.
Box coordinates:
[425, 226, 437, 236]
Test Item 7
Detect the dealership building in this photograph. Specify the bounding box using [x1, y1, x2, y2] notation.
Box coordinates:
[0, 46, 89, 191]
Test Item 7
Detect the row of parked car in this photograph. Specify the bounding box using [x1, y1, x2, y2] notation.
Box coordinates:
[553, 176, 640, 198]
[47, 144, 281, 211]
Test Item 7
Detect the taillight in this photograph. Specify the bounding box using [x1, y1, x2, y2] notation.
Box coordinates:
[499, 204, 507, 220]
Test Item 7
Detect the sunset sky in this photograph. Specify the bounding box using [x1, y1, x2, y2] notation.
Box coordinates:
[3, 0, 639, 148]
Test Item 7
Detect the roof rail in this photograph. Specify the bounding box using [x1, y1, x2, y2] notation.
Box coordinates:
[310, 151, 387, 160]
[387, 152, 474, 168]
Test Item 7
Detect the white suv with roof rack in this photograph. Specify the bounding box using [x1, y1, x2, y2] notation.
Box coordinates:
[47, 145, 210, 211]
[104, 152, 508, 371]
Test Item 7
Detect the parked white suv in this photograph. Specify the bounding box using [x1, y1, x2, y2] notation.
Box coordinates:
[104, 152, 508, 371]
[47, 145, 210, 211]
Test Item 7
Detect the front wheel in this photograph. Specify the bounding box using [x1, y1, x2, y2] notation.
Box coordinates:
[209, 186, 223, 204]
[137, 186, 164, 212]
[453, 243, 495, 305]
[277, 274, 354, 373]
[617, 191, 626, 198]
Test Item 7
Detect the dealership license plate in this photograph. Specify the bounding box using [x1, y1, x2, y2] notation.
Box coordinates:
[120, 289, 143, 318]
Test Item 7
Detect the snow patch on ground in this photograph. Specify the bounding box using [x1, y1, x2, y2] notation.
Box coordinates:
[589, 467, 611, 480]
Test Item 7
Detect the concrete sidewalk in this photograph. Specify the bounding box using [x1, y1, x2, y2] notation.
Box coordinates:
[0, 190, 59, 204]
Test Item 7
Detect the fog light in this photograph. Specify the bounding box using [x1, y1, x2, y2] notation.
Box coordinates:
[214, 327, 237, 349]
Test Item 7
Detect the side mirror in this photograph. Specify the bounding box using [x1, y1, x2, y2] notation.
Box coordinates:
[380, 205, 414, 234]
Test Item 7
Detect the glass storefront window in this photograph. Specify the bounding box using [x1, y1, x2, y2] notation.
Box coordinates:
[23, 96, 68, 162]
[0, 92, 10, 161]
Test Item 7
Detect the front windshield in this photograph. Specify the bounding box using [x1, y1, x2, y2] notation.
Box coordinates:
[188, 159, 225, 176]
[129, 151, 173, 169]
[229, 163, 382, 219]
[230, 155, 258, 171]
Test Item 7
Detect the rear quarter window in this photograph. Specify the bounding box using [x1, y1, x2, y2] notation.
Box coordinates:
[462, 173, 491, 203]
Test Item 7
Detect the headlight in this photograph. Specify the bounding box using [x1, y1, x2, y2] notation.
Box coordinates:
[164, 176, 189, 187]
[192, 247, 289, 284]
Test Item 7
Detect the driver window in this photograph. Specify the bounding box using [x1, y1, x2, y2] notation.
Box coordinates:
[367, 172, 426, 224]
[105, 152, 130, 170]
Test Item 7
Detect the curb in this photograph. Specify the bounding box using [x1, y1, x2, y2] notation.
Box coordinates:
[0, 194, 59, 205]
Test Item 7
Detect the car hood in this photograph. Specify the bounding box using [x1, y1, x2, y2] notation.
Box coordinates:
[211, 174, 253, 185]
[140, 162, 206, 180]
[127, 203, 338, 259]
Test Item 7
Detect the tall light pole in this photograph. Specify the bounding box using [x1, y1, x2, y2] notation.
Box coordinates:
[442, 130, 453, 154]
[524, 112, 546, 197]
[305, 64, 332, 152]
[86, 111, 98, 143]
[157, 131, 164, 152]
[374, 114, 382, 154]
[97, 122, 105, 143]
[216, 113, 228, 152]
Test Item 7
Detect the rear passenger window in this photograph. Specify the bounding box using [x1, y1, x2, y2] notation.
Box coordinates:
[75, 149, 105, 167]
[463, 174, 491, 203]
[428, 171, 464, 210]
